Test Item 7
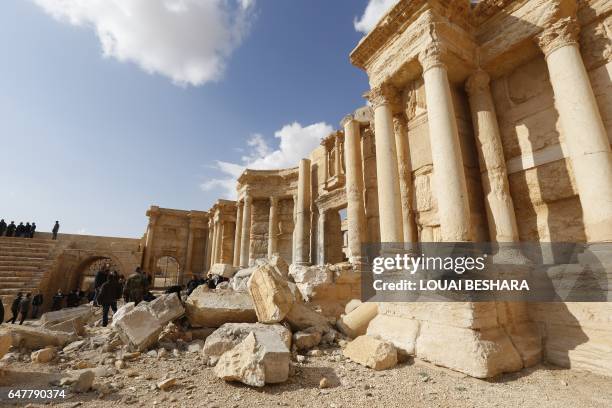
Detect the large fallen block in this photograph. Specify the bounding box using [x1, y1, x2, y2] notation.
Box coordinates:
[284, 303, 330, 331]
[209, 263, 239, 279]
[248, 263, 295, 323]
[202, 323, 291, 363]
[343, 335, 397, 370]
[2, 326, 77, 349]
[114, 303, 163, 351]
[230, 266, 256, 292]
[40, 305, 94, 327]
[148, 293, 185, 325]
[185, 287, 257, 328]
[214, 330, 290, 387]
[111, 302, 135, 328]
[366, 314, 418, 357]
[289, 264, 333, 301]
[47, 317, 85, 337]
[337, 302, 378, 338]
[0, 333, 12, 359]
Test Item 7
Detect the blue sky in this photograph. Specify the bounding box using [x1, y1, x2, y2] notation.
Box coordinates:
[0, 0, 396, 238]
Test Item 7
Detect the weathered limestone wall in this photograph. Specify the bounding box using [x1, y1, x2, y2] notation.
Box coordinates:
[277, 198, 295, 262]
[249, 199, 269, 262]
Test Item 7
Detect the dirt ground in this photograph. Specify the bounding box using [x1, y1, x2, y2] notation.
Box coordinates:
[1, 344, 611, 408]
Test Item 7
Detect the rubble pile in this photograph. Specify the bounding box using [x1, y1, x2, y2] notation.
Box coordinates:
[0, 257, 405, 400]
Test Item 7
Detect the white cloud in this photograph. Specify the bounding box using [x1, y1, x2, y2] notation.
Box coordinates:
[201, 121, 333, 199]
[33, 0, 255, 86]
[354, 0, 399, 34]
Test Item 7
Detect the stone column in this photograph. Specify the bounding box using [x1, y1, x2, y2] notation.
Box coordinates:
[366, 85, 404, 242]
[317, 209, 326, 265]
[466, 70, 520, 242]
[240, 194, 252, 267]
[294, 159, 312, 265]
[536, 17, 612, 242]
[233, 201, 243, 267]
[334, 135, 342, 177]
[143, 214, 157, 272]
[268, 196, 279, 258]
[393, 114, 418, 243]
[342, 114, 368, 262]
[211, 219, 221, 265]
[419, 45, 472, 242]
[292, 193, 298, 263]
[205, 219, 214, 271]
[184, 220, 195, 280]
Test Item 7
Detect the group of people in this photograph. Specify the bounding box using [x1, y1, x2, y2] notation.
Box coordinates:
[2, 291, 44, 325]
[0, 220, 60, 239]
[0, 220, 37, 238]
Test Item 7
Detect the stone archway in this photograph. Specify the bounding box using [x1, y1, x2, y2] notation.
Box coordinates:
[68, 253, 125, 294]
[154, 256, 180, 288]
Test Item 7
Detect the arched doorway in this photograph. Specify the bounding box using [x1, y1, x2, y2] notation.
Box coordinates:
[78, 257, 122, 292]
[155, 256, 180, 288]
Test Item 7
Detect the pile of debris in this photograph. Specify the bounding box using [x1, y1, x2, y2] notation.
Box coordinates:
[0, 256, 399, 394]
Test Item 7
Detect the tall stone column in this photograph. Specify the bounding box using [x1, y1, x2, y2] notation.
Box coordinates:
[294, 159, 312, 265]
[536, 17, 612, 242]
[317, 209, 326, 265]
[240, 194, 252, 267]
[292, 193, 298, 263]
[334, 135, 342, 176]
[466, 70, 520, 242]
[342, 114, 368, 263]
[184, 221, 195, 281]
[233, 201, 243, 267]
[143, 216, 157, 273]
[268, 196, 279, 258]
[215, 220, 224, 264]
[211, 219, 220, 265]
[366, 85, 404, 242]
[205, 219, 214, 271]
[419, 45, 472, 242]
[393, 114, 418, 244]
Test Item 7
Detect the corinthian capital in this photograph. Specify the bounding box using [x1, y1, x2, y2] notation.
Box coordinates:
[536, 17, 580, 57]
[418, 42, 445, 72]
[340, 114, 355, 129]
[364, 84, 400, 110]
[465, 69, 490, 95]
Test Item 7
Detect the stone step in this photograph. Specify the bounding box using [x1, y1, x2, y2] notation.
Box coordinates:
[0, 287, 38, 295]
[0, 237, 53, 244]
[0, 271, 46, 278]
[0, 250, 50, 258]
[0, 259, 47, 266]
[0, 255, 49, 262]
[0, 265, 42, 272]
[0, 240, 54, 248]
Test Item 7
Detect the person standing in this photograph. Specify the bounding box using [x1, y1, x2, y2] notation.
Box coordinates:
[0, 219, 6, 236]
[0, 299, 4, 324]
[5, 222, 15, 237]
[52, 221, 60, 240]
[51, 290, 64, 311]
[31, 291, 43, 319]
[30, 222, 36, 238]
[15, 222, 24, 238]
[97, 272, 122, 327]
[124, 268, 148, 305]
[18, 294, 31, 325]
[24, 223, 31, 239]
[7, 293, 22, 323]
[93, 265, 109, 306]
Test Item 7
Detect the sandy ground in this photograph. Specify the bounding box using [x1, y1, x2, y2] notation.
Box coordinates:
[0, 344, 611, 408]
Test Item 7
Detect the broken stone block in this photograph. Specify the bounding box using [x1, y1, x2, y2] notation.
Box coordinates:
[0, 333, 12, 359]
[148, 293, 185, 325]
[187, 340, 204, 353]
[31, 347, 56, 364]
[284, 303, 330, 331]
[214, 330, 290, 387]
[366, 314, 418, 357]
[289, 264, 333, 300]
[114, 303, 163, 351]
[47, 316, 85, 337]
[248, 263, 295, 323]
[185, 287, 257, 328]
[255, 255, 290, 279]
[293, 328, 322, 350]
[336, 302, 378, 338]
[415, 322, 523, 378]
[344, 299, 362, 315]
[202, 323, 291, 363]
[2, 326, 76, 349]
[63, 340, 86, 354]
[506, 322, 542, 368]
[40, 305, 94, 326]
[64, 369, 95, 393]
[111, 302, 135, 328]
[209, 263, 239, 278]
[230, 266, 256, 292]
[343, 335, 397, 370]
[157, 377, 177, 391]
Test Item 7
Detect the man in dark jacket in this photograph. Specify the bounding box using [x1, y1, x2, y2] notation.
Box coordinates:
[52, 221, 60, 240]
[15, 222, 24, 238]
[124, 268, 148, 305]
[98, 272, 122, 327]
[18, 293, 31, 325]
[93, 265, 109, 306]
[24, 223, 31, 238]
[0, 219, 6, 236]
[0, 299, 4, 324]
[5, 222, 16, 237]
[31, 291, 43, 318]
[30, 222, 36, 238]
[186, 275, 201, 296]
[51, 290, 64, 311]
[7, 293, 22, 323]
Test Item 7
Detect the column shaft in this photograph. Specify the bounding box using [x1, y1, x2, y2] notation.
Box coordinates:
[205, 220, 214, 271]
[393, 114, 418, 243]
[294, 159, 312, 265]
[538, 18, 612, 242]
[420, 49, 472, 241]
[342, 115, 368, 262]
[240, 196, 252, 267]
[233, 202, 243, 266]
[318, 210, 326, 265]
[268, 197, 279, 258]
[466, 70, 519, 242]
[184, 225, 195, 281]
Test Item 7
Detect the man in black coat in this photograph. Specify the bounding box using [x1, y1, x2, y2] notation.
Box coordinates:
[18, 293, 31, 325]
[5, 222, 15, 237]
[93, 265, 109, 306]
[30, 222, 36, 238]
[97, 272, 122, 327]
[15, 222, 24, 238]
[7, 293, 22, 323]
[52, 221, 60, 240]
[0, 219, 6, 236]
[51, 290, 64, 311]
[24, 223, 31, 238]
[31, 291, 43, 318]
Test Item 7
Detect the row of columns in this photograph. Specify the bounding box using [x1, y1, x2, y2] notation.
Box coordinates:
[345, 16, 611, 252]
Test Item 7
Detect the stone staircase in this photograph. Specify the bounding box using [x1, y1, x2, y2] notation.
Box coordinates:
[0, 237, 57, 313]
